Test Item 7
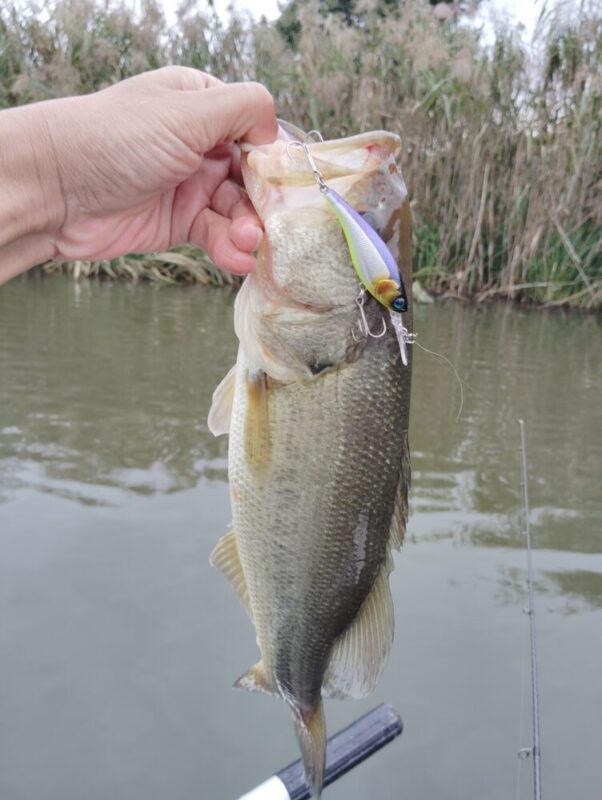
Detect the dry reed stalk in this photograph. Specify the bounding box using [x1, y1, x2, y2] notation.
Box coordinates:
[1, 0, 599, 308]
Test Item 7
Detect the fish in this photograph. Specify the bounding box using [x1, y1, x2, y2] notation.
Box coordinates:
[207, 124, 412, 798]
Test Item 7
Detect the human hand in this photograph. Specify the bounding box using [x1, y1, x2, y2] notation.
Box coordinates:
[0, 67, 277, 282]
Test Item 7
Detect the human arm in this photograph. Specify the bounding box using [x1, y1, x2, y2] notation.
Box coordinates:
[0, 67, 277, 285]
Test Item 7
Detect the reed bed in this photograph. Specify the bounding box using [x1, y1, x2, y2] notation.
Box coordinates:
[1, 0, 600, 309]
[42, 248, 238, 285]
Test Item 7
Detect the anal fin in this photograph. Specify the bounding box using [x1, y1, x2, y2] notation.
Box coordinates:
[209, 530, 253, 620]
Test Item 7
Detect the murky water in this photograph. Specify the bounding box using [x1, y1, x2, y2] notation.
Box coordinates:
[0, 275, 600, 800]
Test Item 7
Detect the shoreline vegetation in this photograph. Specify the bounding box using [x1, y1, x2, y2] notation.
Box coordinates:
[41, 248, 238, 286]
[2, 0, 600, 310]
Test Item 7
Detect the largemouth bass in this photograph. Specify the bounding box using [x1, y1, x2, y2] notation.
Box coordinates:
[208, 125, 412, 797]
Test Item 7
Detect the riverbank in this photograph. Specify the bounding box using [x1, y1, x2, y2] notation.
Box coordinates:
[39, 250, 600, 310]
[40, 249, 238, 287]
[3, 0, 601, 310]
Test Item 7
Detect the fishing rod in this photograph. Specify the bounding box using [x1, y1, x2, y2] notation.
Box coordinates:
[517, 419, 542, 800]
[237, 704, 402, 799]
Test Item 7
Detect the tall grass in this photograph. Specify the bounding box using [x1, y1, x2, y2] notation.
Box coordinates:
[1, 0, 600, 308]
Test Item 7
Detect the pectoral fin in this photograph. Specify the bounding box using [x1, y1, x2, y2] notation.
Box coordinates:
[207, 365, 237, 436]
[244, 370, 271, 472]
[323, 554, 394, 699]
[209, 530, 252, 620]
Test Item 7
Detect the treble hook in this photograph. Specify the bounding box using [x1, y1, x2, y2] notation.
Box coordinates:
[352, 289, 387, 341]
[286, 140, 328, 192]
[305, 130, 324, 143]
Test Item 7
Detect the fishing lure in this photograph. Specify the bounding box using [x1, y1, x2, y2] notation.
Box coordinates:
[287, 139, 415, 365]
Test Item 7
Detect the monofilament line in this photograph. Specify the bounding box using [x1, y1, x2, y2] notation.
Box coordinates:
[518, 419, 542, 800]
[415, 342, 465, 422]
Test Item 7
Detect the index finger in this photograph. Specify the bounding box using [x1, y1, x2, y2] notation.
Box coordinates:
[176, 81, 278, 155]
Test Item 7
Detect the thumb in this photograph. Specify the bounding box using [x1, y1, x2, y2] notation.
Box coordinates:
[175, 81, 278, 154]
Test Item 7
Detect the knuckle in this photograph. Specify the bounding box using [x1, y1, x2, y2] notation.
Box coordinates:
[157, 65, 204, 89]
[157, 65, 183, 79]
[245, 81, 275, 112]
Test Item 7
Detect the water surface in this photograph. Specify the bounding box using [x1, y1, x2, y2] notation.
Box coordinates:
[0, 276, 600, 800]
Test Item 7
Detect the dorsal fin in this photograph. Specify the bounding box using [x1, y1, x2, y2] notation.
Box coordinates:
[390, 432, 410, 551]
[323, 435, 409, 699]
[322, 552, 394, 700]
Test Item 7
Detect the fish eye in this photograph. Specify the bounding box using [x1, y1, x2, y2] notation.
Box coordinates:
[391, 296, 406, 313]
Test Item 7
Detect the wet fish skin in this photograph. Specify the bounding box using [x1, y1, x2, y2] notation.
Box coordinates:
[209, 130, 412, 797]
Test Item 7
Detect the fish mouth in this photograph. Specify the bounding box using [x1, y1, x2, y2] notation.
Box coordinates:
[241, 124, 401, 190]
[239, 121, 410, 315]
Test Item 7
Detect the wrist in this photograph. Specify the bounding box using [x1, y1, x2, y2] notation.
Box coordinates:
[0, 102, 66, 281]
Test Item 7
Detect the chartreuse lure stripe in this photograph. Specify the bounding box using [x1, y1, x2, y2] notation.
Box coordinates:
[325, 185, 415, 366]
[323, 186, 408, 314]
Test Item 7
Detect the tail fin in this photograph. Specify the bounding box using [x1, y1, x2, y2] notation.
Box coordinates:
[292, 701, 326, 799]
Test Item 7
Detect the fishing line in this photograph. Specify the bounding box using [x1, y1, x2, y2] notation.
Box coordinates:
[414, 340, 465, 423]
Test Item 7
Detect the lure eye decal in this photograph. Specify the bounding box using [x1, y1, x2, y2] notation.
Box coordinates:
[392, 296, 407, 313]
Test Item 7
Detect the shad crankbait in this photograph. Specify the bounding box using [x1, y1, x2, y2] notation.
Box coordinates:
[286, 139, 415, 365]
